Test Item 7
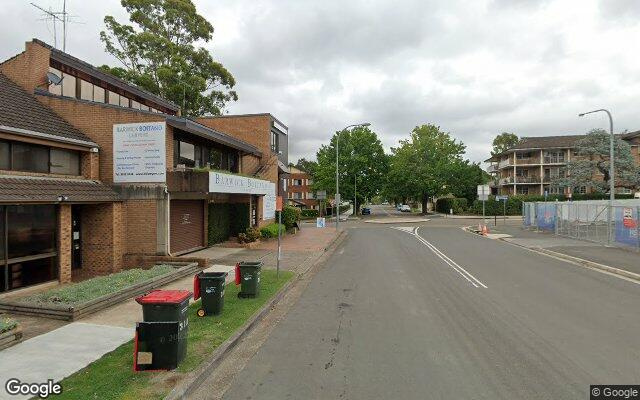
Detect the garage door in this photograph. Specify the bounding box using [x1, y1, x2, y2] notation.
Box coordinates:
[170, 200, 204, 254]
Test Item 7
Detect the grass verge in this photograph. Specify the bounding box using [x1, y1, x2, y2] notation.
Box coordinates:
[55, 269, 294, 400]
[17, 265, 175, 306]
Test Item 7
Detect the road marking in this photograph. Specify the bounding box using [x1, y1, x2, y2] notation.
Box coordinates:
[392, 226, 487, 288]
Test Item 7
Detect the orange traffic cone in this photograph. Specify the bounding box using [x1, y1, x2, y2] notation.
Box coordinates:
[482, 225, 489, 236]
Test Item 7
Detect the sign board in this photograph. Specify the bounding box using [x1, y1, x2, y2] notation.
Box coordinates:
[209, 172, 274, 195]
[113, 122, 166, 183]
[477, 185, 490, 201]
[316, 190, 327, 200]
[262, 183, 276, 220]
[316, 217, 326, 228]
[496, 195, 508, 201]
[276, 196, 283, 212]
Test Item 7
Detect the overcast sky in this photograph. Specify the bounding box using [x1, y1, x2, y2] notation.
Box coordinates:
[2, 0, 640, 163]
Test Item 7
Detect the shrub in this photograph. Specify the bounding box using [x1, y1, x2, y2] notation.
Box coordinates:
[277, 205, 301, 229]
[238, 227, 261, 244]
[208, 203, 231, 245]
[436, 198, 468, 214]
[230, 203, 250, 236]
[0, 316, 17, 334]
[301, 209, 318, 218]
[260, 223, 285, 238]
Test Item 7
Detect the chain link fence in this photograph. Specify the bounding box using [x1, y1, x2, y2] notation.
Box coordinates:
[523, 200, 640, 250]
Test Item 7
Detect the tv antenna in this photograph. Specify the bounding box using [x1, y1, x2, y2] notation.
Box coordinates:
[31, 0, 82, 52]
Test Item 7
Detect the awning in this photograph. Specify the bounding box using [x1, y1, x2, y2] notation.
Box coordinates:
[0, 175, 121, 203]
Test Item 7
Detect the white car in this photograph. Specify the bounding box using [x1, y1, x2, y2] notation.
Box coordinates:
[400, 205, 411, 212]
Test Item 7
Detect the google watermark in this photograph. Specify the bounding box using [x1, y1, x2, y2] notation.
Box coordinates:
[591, 385, 640, 399]
[5, 378, 62, 398]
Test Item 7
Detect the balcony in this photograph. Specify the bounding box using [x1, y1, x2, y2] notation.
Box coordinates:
[515, 175, 541, 184]
[498, 159, 512, 168]
[487, 164, 498, 173]
[167, 170, 209, 193]
[543, 156, 566, 164]
[515, 156, 541, 165]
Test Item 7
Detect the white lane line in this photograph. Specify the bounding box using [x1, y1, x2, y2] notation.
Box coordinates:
[391, 226, 488, 288]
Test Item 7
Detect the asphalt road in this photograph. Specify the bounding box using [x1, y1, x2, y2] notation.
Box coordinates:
[219, 206, 640, 400]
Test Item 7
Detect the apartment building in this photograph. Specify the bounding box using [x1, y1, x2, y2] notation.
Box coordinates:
[286, 165, 316, 209]
[486, 133, 640, 196]
[0, 38, 278, 293]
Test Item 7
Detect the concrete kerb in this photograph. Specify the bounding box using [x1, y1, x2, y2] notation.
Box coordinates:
[462, 225, 640, 284]
[164, 229, 349, 400]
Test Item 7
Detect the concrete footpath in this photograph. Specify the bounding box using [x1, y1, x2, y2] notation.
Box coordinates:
[484, 223, 640, 278]
[0, 225, 339, 400]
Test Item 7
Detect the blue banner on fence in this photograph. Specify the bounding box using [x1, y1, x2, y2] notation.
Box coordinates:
[523, 204, 532, 227]
[614, 207, 639, 247]
[536, 203, 556, 231]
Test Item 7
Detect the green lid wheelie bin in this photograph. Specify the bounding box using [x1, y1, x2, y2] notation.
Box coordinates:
[237, 261, 263, 298]
[194, 271, 227, 317]
[135, 290, 192, 368]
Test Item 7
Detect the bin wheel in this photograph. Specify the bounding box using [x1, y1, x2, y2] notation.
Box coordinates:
[197, 308, 206, 317]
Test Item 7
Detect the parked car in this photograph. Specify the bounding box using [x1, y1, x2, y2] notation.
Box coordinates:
[400, 204, 411, 212]
[361, 207, 371, 215]
[396, 204, 402, 211]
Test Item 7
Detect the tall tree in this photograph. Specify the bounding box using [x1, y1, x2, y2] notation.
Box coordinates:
[386, 124, 466, 213]
[293, 158, 318, 176]
[99, 0, 237, 116]
[448, 161, 492, 203]
[492, 132, 519, 156]
[554, 129, 640, 192]
[313, 126, 389, 214]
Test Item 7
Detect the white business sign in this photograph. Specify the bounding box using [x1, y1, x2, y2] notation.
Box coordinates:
[208, 171, 277, 220]
[477, 184, 490, 201]
[113, 122, 166, 183]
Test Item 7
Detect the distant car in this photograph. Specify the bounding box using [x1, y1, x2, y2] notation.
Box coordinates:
[396, 204, 402, 211]
[400, 205, 411, 212]
[361, 207, 371, 215]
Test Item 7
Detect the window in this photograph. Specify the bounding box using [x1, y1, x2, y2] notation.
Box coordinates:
[194, 144, 203, 167]
[61, 73, 76, 98]
[50, 148, 80, 175]
[179, 141, 196, 168]
[271, 131, 278, 153]
[0, 141, 9, 169]
[516, 152, 532, 159]
[517, 187, 529, 195]
[574, 186, 587, 194]
[94, 86, 105, 103]
[48, 67, 62, 95]
[108, 91, 120, 105]
[547, 186, 564, 195]
[229, 152, 239, 172]
[80, 79, 93, 101]
[131, 100, 141, 110]
[12, 142, 49, 173]
[208, 148, 223, 169]
[544, 151, 565, 164]
[307, 192, 315, 199]
[119, 96, 130, 107]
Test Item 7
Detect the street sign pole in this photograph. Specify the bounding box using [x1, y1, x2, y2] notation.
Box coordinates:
[276, 196, 283, 279]
[503, 198, 507, 224]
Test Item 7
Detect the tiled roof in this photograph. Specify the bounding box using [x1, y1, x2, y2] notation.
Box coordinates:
[0, 176, 120, 203]
[0, 73, 97, 146]
[510, 135, 586, 150]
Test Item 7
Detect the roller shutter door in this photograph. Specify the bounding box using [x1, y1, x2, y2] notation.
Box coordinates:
[170, 200, 204, 254]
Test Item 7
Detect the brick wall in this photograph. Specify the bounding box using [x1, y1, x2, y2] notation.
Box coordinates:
[58, 204, 72, 284]
[36, 95, 171, 184]
[124, 199, 158, 255]
[288, 171, 316, 208]
[197, 115, 272, 162]
[80, 202, 124, 276]
[0, 41, 51, 93]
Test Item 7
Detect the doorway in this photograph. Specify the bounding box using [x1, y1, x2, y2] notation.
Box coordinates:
[71, 206, 82, 270]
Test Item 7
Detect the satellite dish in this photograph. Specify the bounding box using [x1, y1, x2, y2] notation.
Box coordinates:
[47, 71, 63, 85]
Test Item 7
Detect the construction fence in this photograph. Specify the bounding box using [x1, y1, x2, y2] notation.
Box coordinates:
[523, 200, 640, 250]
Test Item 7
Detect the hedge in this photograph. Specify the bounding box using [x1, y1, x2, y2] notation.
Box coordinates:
[260, 223, 286, 238]
[208, 202, 250, 245]
[276, 205, 301, 229]
[435, 198, 468, 214]
[301, 209, 319, 218]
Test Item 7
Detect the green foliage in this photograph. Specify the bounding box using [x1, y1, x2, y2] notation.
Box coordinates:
[260, 223, 285, 239]
[208, 203, 230, 245]
[238, 227, 261, 244]
[300, 209, 319, 218]
[230, 203, 249, 236]
[55, 270, 293, 400]
[555, 129, 640, 191]
[276, 205, 301, 229]
[385, 124, 466, 209]
[19, 265, 174, 305]
[0, 316, 17, 334]
[292, 158, 318, 175]
[491, 132, 519, 156]
[447, 162, 492, 203]
[313, 126, 389, 212]
[99, 0, 236, 116]
[435, 198, 469, 214]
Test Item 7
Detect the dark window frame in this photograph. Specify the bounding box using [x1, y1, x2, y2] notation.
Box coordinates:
[0, 139, 81, 175]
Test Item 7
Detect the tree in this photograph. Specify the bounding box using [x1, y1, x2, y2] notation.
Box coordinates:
[313, 126, 389, 214]
[554, 129, 640, 193]
[385, 124, 466, 213]
[492, 132, 519, 156]
[99, 0, 237, 116]
[293, 158, 318, 176]
[448, 161, 492, 204]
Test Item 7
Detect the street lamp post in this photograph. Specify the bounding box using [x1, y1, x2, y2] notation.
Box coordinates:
[579, 109, 614, 244]
[336, 122, 370, 230]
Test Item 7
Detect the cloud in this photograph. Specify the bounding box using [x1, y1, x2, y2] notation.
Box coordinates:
[1, 0, 640, 166]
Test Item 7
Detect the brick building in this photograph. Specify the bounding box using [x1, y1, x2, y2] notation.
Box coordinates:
[0, 39, 281, 293]
[286, 165, 317, 209]
[486, 133, 640, 196]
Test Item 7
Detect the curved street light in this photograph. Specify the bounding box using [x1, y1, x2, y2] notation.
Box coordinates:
[336, 122, 371, 230]
[578, 109, 614, 244]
